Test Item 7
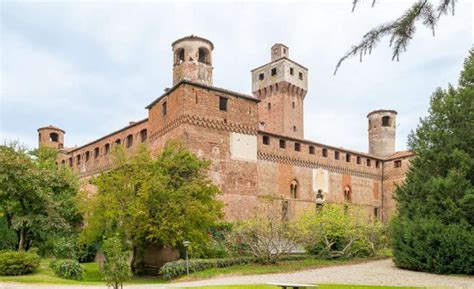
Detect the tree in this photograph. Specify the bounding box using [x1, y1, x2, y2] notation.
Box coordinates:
[81, 141, 223, 273]
[101, 235, 132, 289]
[298, 204, 386, 259]
[335, 0, 457, 74]
[229, 199, 300, 264]
[0, 143, 81, 251]
[391, 50, 474, 274]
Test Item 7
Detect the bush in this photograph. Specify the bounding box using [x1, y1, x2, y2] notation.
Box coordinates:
[0, 251, 40, 276]
[49, 259, 85, 280]
[52, 237, 78, 260]
[101, 236, 132, 289]
[392, 217, 474, 274]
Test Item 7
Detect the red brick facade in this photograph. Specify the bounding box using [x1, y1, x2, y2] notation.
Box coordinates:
[39, 36, 412, 223]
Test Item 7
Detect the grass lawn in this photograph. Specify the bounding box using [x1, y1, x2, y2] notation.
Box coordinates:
[175, 256, 387, 281]
[0, 258, 165, 285]
[184, 285, 423, 289]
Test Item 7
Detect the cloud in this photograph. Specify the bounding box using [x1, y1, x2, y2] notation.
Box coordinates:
[1, 0, 472, 153]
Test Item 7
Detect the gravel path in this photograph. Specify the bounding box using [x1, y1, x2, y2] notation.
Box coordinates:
[0, 259, 472, 289]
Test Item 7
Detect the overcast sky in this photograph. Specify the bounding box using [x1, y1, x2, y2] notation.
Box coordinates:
[1, 0, 472, 153]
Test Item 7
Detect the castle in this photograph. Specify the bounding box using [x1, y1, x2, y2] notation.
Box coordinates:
[38, 35, 412, 222]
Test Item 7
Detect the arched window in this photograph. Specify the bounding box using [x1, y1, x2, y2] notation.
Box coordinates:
[94, 147, 100, 159]
[290, 180, 299, 199]
[382, 116, 391, 127]
[198, 47, 210, 64]
[175, 48, 185, 65]
[140, 129, 147, 143]
[344, 186, 352, 202]
[104, 143, 110, 155]
[115, 139, 121, 146]
[126, 134, 133, 148]
[50, 132, 59, 142]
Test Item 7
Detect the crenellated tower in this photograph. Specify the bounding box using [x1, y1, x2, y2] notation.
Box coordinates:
[251, 44, 308, 138]
[367, 110, 397, 157]
[172, 35, 214, 86]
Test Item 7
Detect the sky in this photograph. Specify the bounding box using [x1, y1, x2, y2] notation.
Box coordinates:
[1, 0, 473, 153]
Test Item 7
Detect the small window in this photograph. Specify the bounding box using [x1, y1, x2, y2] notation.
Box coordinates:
[50, 132, 59, 142]
[309, 146, 315, 155]
[376, 161, 380, 168]
[290, 67, 294, 75]
[357, 156, 361, 164]
[292, 101, 295, 109]
[104, 143, 110, 155]
[267, 103, 271, 110]
[85, 151, 90, 162]
[322, 148, 328, 157]
[162, 101, 167, 116]
[374, 207, 379, 219]
[263, 135, 270, 145]
[335, 151, 340, 160]
[259, 73, 264, 80]
[61, 160, 65, 165]
[76, 155, 81, 165]
[382, 116, 391, 127]
[290, 181, 298, 199]
[68, 157, 73, 167]
[299, 72, 303, 80]
[367, 159, 371, 167]
[294, 143, 301, 152]
[219, 96, 228, 111]
[293, 126, 296, 132]
[271, 68, 277, 76]
[115, 139, 121, 145]
[198, 47, 210, 64]
[282, 200, 289, 221]
[283, 48, 286, 54]
[175, 48, 185, 65]
[346, 153, 351, 163]
[126, 134, 133, 148]
[94, 147, 99, 159]
[279, 139, 286, 149]
[140, 129, 147, 143]
[394, 160, 402, 168]
[344, 186, 351, 202]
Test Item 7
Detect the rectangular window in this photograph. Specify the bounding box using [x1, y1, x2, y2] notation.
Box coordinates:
[309, 146, 315, 155]
[376, 161, 380, 168]
[322, 148, 328, 157]
[271, 68, 277, 76]
[357, 156, 361, 164]
[299, 72, 303, 80]
[219, 96, 228, 111]
[346, 153, 351, 162]
[162, 101, 167, 116]
[94, 148, 100, 159]
[263, 135, 270, 145]
[259, 73, 264, 80]
[294, 142, 301, 152]
[85, 151, 90, 162]
[335, 151, 340, 160]
[394, 160, 402, 168]
[279, 139, 286, 149]
[374, 207, 379, 219]
[290, 67, 294, 75]
[367, 159, 371, 167]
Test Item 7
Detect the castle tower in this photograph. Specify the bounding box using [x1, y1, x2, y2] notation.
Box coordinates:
[172, 35, 214, 86]
[37, 125, 65, 150]
[251, 44, 308, 138]
[367, 110, 397, 157]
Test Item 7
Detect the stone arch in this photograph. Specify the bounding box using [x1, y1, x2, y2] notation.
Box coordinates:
[344, 186, 352, 202]
[49, 132, 59, 142]
[198, 47, 210, 64]
[290, 180, 299, 199]
[174, 48, 185, 65]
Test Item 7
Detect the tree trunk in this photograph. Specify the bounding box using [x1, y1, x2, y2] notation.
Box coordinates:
[18, 227, 26, 251]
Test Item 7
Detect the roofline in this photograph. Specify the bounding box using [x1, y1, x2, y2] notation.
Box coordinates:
[67, 118, 148, 154]
[258, 130, 385, 160]
[171, 35, 214, 50]
[272, 43, 289, 48]
[145, 80, 259, 109]
[251, 57, 308, 72]
[384, 151, 415, 161]
[37, 126, 65, 134]
[367, 109, 398, 118]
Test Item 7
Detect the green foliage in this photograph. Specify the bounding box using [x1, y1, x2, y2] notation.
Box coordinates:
[81, 141, 223, 273]
[0, 216, 17, 250]
[0, 143, 82, 251]
[52, 237, 79, 260]
[49, 259, 84, 280]
[391, 50, 474, 274]
[195, 223, 233, 259]
[336, 0, 457, 73]
[101, 236, 132, 289]
[0, 250, 40, 276]
[298, 204, 387, 259]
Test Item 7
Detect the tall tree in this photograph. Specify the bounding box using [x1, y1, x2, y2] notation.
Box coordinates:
[391, 50, 474, 274]
[81, 142, 223, 273]
[0, 143, 81, 251]
[335, 0, 457, 73]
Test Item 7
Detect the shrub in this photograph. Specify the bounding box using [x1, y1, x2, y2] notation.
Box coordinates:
[49, 259, 84, 280]
[0, 251, 40, 276]
[101, 236, 132, 289]
[52, 237, 78, 260]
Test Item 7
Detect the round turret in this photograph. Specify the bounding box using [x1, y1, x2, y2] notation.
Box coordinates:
[172, 35, 214, 86]
[37, 125, 65, 150]
[367, 110, 397, 157]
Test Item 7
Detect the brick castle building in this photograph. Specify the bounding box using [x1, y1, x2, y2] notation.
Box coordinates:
[38, 35, 413, 222]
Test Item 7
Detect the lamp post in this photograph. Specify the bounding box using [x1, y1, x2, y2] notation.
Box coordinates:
[183, 240, 191, 275]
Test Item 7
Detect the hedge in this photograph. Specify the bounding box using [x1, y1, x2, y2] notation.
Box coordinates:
[49, 259, 85, 280]
[159, 254, 308, 279]
[0, 250, 40, 276]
